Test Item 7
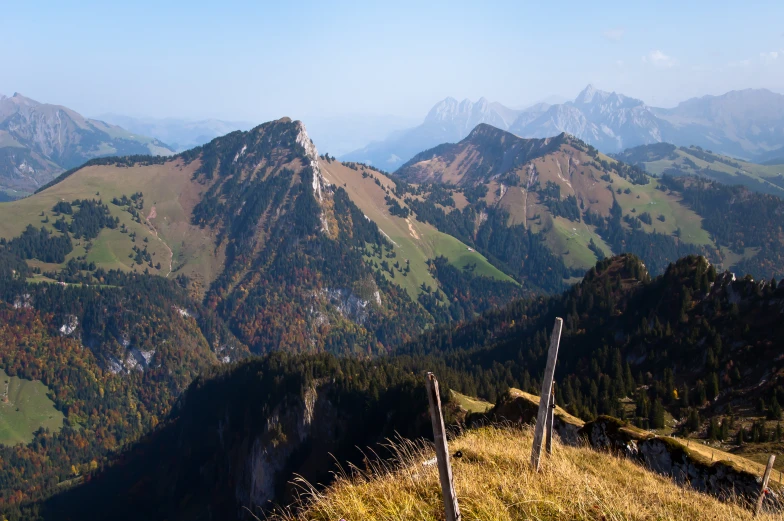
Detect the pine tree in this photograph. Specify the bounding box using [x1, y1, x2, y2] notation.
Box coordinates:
[769, 396, 782, 420]
[624, 363, 635, 395]
[706, 373, 719, 401]
[650, 399, 665, 429]
[636, 390, 650, 420]
[695, 381, 707, 405]
[708, 417, 720, 440]
[687, 408, 701, 433]
[680, 384, 690, 407]
[663, 368, 675, 403]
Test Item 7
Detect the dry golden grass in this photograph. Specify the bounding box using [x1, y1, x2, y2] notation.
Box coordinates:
[272, 425, 781, 521]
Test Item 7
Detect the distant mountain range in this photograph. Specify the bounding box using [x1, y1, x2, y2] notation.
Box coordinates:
[343, 86, 784, 169]
[0, 93, 175, 196]
[98, 113, 418, 158]
[96, 114, 255, 152]
[342, 97, 519, 170]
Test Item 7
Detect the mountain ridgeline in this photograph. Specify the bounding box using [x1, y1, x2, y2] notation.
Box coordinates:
[614, 142, 784, 197]
[0, 93, 175, 197]
[344, 86, 784, 169]
[389, 124, 784, 288]
[184, 118, 433, 354]
[0, 117, 533, 358]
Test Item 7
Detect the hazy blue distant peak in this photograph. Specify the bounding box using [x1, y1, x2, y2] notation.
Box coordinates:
[424, 96, 520, 132]
[571, 84, 644, 110]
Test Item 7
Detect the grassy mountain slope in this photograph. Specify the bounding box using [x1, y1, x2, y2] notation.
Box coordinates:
[0, 368, 63, 446]
[273, 425, 773, 521]
[614, 142, 784, 197]
[318, 158, 515, 299]
[0, 156, 223, 288]
[394, 125, 716, 283]
[0, 119, 528, 352]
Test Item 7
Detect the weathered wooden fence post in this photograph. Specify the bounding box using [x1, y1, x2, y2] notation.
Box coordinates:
[426, 372, 461, 521]
[545, 387, 555, 455]
[754, 454, 776, 517]
[531, 317, 563, 471]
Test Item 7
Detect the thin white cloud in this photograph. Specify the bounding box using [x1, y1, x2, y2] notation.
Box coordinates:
[727, 59, 752, 68]
[602, 28, 626, 42]
[642, 50, 676, 68]
[760, 50, 782, 63]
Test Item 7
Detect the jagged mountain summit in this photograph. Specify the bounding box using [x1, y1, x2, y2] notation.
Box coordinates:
[341, 96, 524, 169]
[344, 85, 784, 169]
[512, 85, 665, 152]
[0, 93, 175, 196]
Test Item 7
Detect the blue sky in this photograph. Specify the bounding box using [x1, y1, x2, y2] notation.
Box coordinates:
[3, 0, 784, 123]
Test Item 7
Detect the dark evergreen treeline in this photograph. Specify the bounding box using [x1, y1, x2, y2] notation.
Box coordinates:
[584, 196, 709, 276]
[27, 353, 436, 521]
[538, 181, 580, 221]
[3, 199, 121, 265]
[2, 225, 73, 263]
[418, 256, 527, 322]
[62, 199, 118, 240]
[660, 175, 784, 279]
[397, 253, 784, 441]
[404, 197, 576, 293]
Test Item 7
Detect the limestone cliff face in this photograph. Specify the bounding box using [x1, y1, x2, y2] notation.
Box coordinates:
[487, 391, 782, 510]
[582, 417, 780, 507]
[230, 384, 337, 513]
[638, 438, 767, 501]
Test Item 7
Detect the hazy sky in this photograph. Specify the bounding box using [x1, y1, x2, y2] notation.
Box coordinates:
[3, 0, 784, 124]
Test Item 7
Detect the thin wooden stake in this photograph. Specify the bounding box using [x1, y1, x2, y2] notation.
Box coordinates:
[426, 372, 461, 521]
[531, 317, 563, 471]
[545, 387, 556, 454]
[754, 454, 776, 517]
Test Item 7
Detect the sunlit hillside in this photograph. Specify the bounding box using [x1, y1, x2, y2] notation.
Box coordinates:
[273, 425, 779, 521]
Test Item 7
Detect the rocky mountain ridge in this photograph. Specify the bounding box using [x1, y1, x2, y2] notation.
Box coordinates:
[344, 85, 784, 169]
[0, 93, 175, 196]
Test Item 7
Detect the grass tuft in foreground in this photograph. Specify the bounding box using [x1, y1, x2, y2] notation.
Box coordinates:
[271, 425, 777, 521]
